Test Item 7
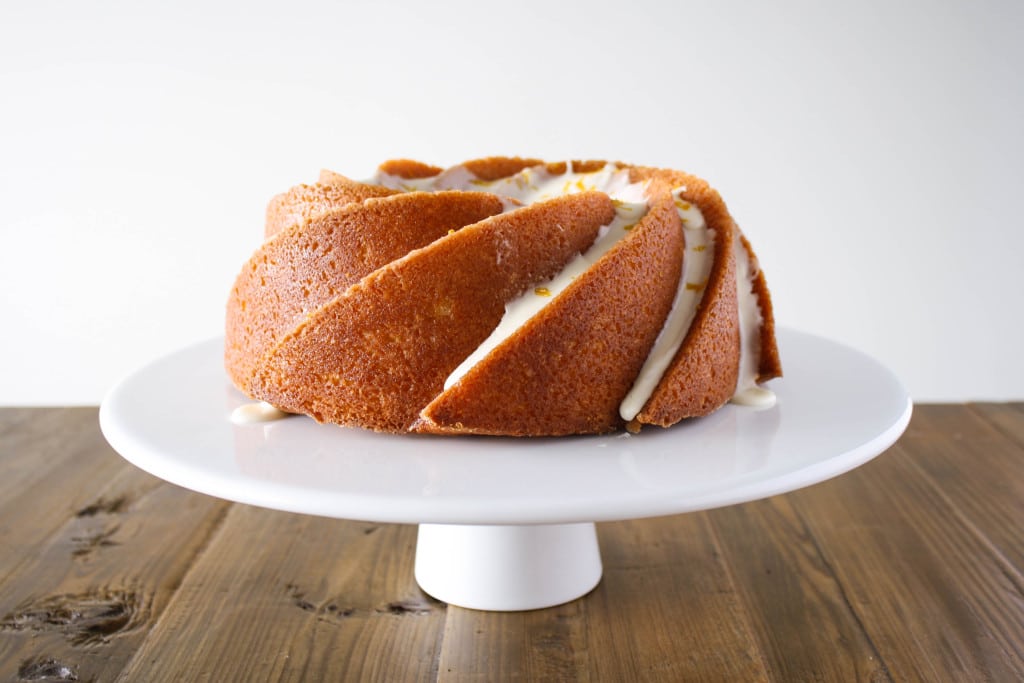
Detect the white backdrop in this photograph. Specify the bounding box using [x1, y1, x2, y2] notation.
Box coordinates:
[1, 0, 1021, 404]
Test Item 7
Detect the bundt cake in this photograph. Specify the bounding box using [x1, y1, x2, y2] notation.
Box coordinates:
[225, 157, 781, 436]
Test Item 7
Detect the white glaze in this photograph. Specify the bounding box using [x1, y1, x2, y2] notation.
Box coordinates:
[619, 189, 713, 421]
[731, 385, 777, 408]
[731, 229, 776, 408]
[445, 195, 647, 390]
[231, 401, 289, 424]
[377, 163, 641, 207]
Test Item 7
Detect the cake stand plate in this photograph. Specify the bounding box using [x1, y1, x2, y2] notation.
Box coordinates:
[99, 328, 911, 611]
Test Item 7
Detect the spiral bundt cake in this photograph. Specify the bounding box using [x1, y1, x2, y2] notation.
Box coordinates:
[225, 157, 781, 436]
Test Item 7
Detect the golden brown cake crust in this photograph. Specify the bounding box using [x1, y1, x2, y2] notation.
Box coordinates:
[226, 191, 504, 392]
[544, 160, 618, 175]
[740, 233, 783, 382]
[248, 192, 616, 432]
[264, 178, 397, 239]
[318, 169, 350, 185]
[460, 156, 545, 180]
[416, 182, 684, 436]
[377, 159, 443, 179]
[629, 167, 742, 427]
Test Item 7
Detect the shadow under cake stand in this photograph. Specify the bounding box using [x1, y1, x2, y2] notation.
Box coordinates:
[99, 328, 911, 611]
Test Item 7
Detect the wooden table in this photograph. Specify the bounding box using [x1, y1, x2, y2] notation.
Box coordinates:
[0, 405, 1021, 681]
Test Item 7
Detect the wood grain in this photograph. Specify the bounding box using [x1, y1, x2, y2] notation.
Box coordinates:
[439, 514, 769, 681]
[708, 496, 890, 681]
[971, 401, 1024, 447]
[790, 440, 1024, 681]
[899, 404, 1024, 571]
[0, 415, 229, 682]
[0, 407, 116, 516]
[0, 405, 1021, 681]
[116, 507, 443, 682]
[587, 515, 768, 682]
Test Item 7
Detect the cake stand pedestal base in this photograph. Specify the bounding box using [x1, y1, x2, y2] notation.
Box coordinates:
[414, 522, 603, 611]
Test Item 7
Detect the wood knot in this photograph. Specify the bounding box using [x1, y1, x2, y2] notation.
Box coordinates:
[70, 525, 121, 559]
[379, 600, 434, 616]
[0, 589, 138, 646]
[285, 584, 354, 619]
[75, 495, 129, 518]
[17, 656, 80, 681]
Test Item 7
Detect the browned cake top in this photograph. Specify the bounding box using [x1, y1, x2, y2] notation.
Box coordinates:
[226, 192, 504, 390]
[264, 176, 397, 239]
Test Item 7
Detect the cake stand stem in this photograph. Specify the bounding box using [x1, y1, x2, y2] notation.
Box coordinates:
[414, 522, 603, 611]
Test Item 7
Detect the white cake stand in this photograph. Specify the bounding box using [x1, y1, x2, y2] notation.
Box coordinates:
[99, 329, 911, 611]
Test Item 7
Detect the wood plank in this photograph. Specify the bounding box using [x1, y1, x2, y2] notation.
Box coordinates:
[0, 406, 41, 440]
[437, 590, 589, 681]
[970, 401, 1024, 448]
[898, 404, 1024, 570]
[588, 515, 769, 681]
[0, 409, 149, 585]
[438, 513, 769, 681]
[707, 495, 891, 681]
[0, 407, 107, 505]
[0, 463, 229, 682]
[789, 427, 1024, 681]
[116, 508, 444, 682]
